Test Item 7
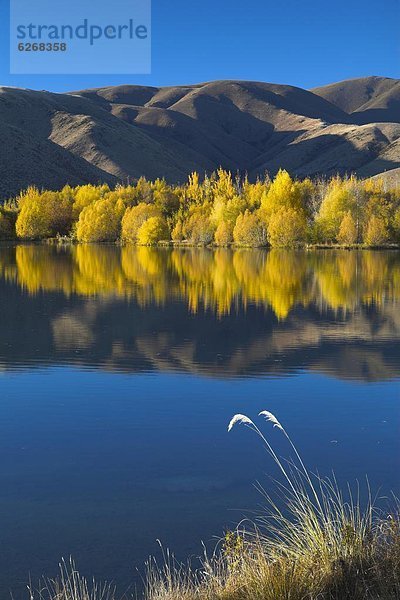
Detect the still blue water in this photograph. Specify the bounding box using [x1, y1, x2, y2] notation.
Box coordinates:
[0, 246, 399, 597]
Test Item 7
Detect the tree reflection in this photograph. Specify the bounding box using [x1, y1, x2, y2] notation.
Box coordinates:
[2, 245, 400, 319]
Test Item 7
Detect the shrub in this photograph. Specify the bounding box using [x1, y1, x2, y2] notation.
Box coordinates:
[267, 207, 307, 247]
[137, 216, 169, 245]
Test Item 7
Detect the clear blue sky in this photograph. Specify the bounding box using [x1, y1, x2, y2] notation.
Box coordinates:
[1, 0, 399, 92]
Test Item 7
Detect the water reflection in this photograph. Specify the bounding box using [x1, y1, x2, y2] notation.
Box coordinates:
[0, 245, 399, 380]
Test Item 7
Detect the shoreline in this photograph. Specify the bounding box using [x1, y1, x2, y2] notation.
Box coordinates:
[1, 238, 400, 250]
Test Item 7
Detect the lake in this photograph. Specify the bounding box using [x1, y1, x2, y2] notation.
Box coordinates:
[0, 245, 399, 598]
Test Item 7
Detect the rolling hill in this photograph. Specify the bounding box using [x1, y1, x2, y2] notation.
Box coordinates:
[0, 76, 400, 198]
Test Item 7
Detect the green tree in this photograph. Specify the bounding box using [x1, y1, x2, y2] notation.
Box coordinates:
[152, 179, 180, 217]
[0, 205, 17, 239]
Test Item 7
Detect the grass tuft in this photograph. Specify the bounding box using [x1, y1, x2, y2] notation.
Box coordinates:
[28, 413, 400, 600]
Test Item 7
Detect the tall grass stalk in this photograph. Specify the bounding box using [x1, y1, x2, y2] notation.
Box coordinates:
[28, 558, 116, 600]
[144, 411, 400, 599]
[28, 414, 400, 600]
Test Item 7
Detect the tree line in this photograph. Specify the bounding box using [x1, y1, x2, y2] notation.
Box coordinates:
[1, 169, 400, 246]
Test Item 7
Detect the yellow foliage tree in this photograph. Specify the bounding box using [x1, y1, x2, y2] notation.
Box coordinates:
[233, 210, 266, 246]
[261, 170, 304, 222]
[337, 211, 357, 245]
[137, 216, 169, 245]
[242, 176, 270, 209]
[72, 184, 109, 219]
[214, 221, 233, 246]
[16, 188, 73, 240]
[76, 197, 125, 242]
[121, 203, 160, 243]
[212, 169, 236, 201]
[7, 170, 400, 247]
[316, 178, 355, 242]
[393, 208, 400, 241]
[185, 172, 205, 205]
[364, 215, 388, 246]
[171, 220, 184, 242]
[183, 207, 214, 244]
[267, 207, 307, 247]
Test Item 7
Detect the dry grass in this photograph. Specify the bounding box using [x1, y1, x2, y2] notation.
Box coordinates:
[28, 413, 400, 600]
[27, 559, 116, 600]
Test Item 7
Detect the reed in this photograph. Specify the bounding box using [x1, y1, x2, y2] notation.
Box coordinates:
[29, 414, 400, 599]
[145, 411, 400, 599]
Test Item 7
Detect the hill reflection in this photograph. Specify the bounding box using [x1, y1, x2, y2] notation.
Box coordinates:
[0, 245, 399, 381]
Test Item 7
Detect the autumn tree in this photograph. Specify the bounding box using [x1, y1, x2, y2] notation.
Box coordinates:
[152, 179, 180, 217]
[76, 197, 125, 242]
[214, 221, 232, 246]
[212, 169, 237, 202]
[16, 188, 73, 240]
[171, 220, 184, 242]
[316, 178, 356, 242]
[121, 203, 160, 243]
[233, 210, 266, 246]
[184, 172, 206, 205]
[8, 171, 400, 247]
[363, 215, 388, 246]
[337, 211, 357, 245]
[267, 207, 307, 247]
[134, 177, 154, 204]
[185, 213, 214, 244]
[392, 207, 400, 241]
[182, 205, 214, 244]
[137, 216, 169, 245]
[261, 170, 305, 222]
[72, 184, 109, 219]
[212, 195, 246, 245]
[242, 176, 270, 209]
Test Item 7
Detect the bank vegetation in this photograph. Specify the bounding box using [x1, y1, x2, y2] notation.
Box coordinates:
[1, 170, 400, 247]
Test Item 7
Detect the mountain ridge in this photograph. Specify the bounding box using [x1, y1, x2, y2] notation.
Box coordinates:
[0, 76, 400, 198]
